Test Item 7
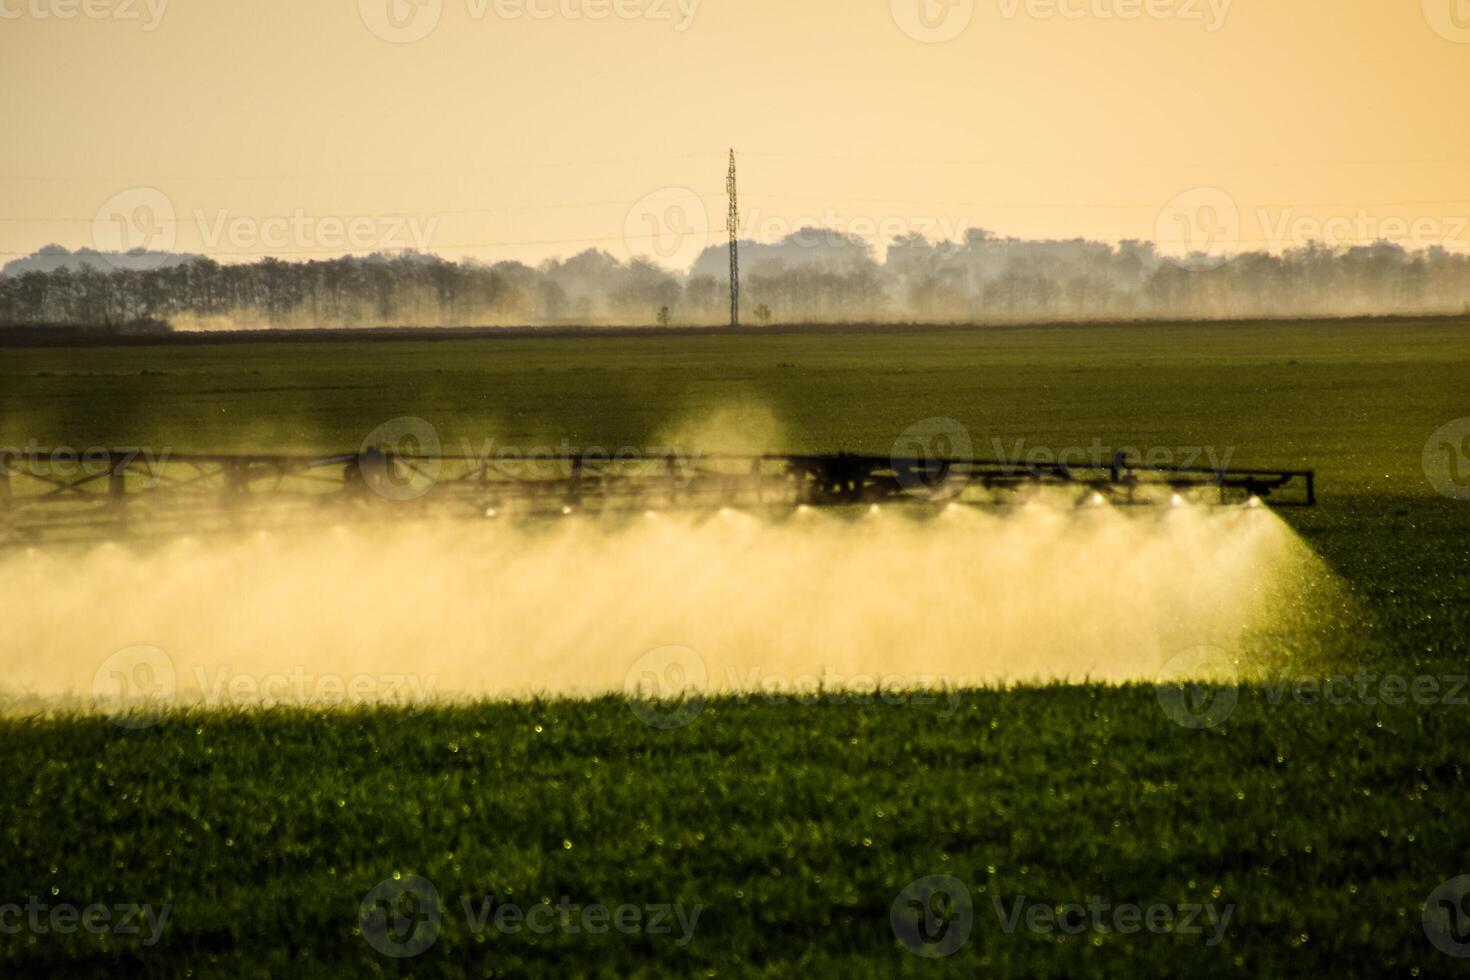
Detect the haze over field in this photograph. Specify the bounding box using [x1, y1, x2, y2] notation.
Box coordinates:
[5, 234, 1470, 330]
[0, 492, 1344, 711]
[0, 397, 1353, 709]
[4, 2, 1470, 327]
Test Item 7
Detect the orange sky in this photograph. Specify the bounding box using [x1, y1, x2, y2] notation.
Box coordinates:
[2, 0, 1468, 269]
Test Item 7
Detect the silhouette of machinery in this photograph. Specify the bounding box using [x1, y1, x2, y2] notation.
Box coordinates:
[0, 447, 1314, 546]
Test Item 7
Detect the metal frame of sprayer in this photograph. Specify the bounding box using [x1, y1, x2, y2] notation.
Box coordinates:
[0, 448, 1315, 547]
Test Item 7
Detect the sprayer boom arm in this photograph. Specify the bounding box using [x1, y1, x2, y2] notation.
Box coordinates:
[0, 448, 1315, 546]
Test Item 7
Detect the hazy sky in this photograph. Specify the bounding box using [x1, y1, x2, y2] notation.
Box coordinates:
[2, 0, 1469, 269]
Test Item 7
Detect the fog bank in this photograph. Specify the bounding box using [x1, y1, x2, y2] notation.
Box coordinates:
[5, 233, 1469, 331]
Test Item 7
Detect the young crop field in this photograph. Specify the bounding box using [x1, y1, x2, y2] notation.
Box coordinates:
[2, 319, 1469, 977]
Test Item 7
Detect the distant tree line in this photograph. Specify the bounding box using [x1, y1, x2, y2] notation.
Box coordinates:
[3, 231, 1469, 331]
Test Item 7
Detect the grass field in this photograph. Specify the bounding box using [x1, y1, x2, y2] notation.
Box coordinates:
[2, 319, 1469, 976]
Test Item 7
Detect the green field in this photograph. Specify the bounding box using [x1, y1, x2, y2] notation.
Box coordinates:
[2, 319, 1469, 976]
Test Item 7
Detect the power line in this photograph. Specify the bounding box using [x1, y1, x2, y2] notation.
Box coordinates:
[742, 192, 1470, 211]
[736, 149, 1470, 169]
[6, 149, 1470, 183]
[7, 193, 1470, 225]
[0, 229, 712, 258]
[0, 152, 728, 184]
[8, 231, 1470, 260]
[0, 191, 730, 224]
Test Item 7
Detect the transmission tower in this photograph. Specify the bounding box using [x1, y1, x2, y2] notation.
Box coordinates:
[726, 148, 740, 328]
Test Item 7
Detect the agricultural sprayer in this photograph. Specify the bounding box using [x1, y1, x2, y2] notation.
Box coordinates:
[0, 447, 1315, 547]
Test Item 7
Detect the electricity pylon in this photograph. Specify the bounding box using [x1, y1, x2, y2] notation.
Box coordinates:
[727, 149, 740, 328]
